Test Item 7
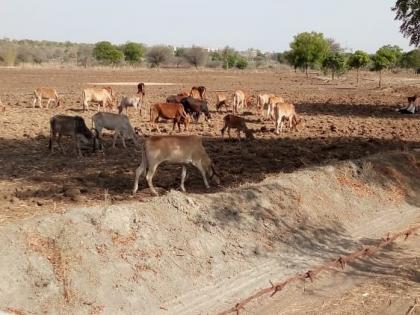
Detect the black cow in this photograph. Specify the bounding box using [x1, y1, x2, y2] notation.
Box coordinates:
[49, 115, 96, 156]
[137, 82, 145, 96]
[181, 96, 211, 122]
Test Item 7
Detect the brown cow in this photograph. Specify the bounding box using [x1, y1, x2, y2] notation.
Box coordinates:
[221, 114, 254, 140]
[33, 87, 61, 109]
[190, 86, 206, 99]
[166, 91, 189, 104]
[273, 102, 301, 134]
[150, 103, 190, 132]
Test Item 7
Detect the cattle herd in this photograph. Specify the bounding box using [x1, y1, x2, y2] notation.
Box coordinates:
[1, 82, 418, 196]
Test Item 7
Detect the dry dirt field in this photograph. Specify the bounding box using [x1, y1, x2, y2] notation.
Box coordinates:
[0, 67, 419, 315]
[0, 67, 419, 224]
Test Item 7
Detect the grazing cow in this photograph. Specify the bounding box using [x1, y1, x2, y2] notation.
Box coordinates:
[221, 114, 254, 141]
[118, 95, 143, 116]
[181, 96, 211, 122]
[137, 82, 145, 96]
[132, 135, 220, 196]
[273, 102, 301, 134]
[82, 87, 114, 112]
[49, 115, 95, 157]
[33, 87, 61, 109]
[150, 103, 190, 132]
[190, 86, 206, 99]
[257, 93, 275, 117]
[233, 90, 246, 114]
[267, 96, 285, 119]
[215, 94, 228, 112]
[166, 92, 189, 104]
[92, 112, 140, 148]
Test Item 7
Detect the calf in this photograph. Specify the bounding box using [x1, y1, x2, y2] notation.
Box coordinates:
[190, 86, 206, 99]
[273, 102, 301, 134]
[82, 87, 114, 112]
[221, 114, 254, 141]
[215, 93, 228, 111]
[137, 82, 145, 96]
[118, 95, 143, 116]
[150, 103, 190, 132]
[233, 90, 246, 114]
[267, 96, 285, 119]
[49, 115, 94, 157]
[33, 87, 61, 109]
[132, 135, 220, 196]
[257, 93, 275, 117]
[166, 92, 189, 104]
[181, 96, 211, 122]
[92, 112, 140, 148]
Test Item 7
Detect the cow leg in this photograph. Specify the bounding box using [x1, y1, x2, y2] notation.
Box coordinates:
[112, 132, 119, 148]
[194, 162, 210, 189]
[227, 127, 231, 139]
[145, 163, 159, 196]
[237, 129, 241, 141]
[179, 166, 187, 192]
[121, 134, 127, 148]
[74, 135, 83, 157]
[46, 99, 51, 109]
[57, 134, 65, 153]
[133, 159, 147, 195]
[32, 97, 37, 108]
[39, 98, 43, 109]
[275, 119, 280, 135]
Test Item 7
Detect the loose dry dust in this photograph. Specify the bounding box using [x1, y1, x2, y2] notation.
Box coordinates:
[0, 67, 419, 315]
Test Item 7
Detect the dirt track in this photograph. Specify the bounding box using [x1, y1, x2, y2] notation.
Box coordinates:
[0, 67, 419, 224]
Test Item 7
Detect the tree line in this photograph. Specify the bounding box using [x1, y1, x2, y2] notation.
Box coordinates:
[0, 35, 419, 88]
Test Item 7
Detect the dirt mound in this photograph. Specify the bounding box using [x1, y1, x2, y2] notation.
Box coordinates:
[0, 150, 419, 315]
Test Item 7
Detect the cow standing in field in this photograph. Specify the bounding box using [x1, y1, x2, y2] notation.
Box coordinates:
[267, 96, 285, 119]
[215, 94, 228, 112]
[92, 112, 140, 148]
[181, 97, 211, 122]
[221, 114, 254, 141]
[233, 90, 246, 114]
[118, 95, 143, 116]
[137, 82, 145, 96]
[132, 135, 220, 196]
[257, 93, 275, 117]
[190, 86, 206, 99]
[273, 102, 301, 134]
[33, 87, 61, 109]
[49, 115, 95, 157]
[82, 87, 114, 112]
[150, 103, 190, 132]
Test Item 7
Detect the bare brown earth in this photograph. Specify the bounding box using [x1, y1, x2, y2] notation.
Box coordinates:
[0, 67, 419, 315]
[0, 67, 419, 224]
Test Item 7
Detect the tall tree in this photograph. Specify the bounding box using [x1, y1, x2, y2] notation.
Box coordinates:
[372, 46, 399, 87]
[322, 52, 347, 80]
[146, 45, 172, 68]
[289, 32, 330, 77]
[93, 41, 124, 65]
[347, 50, 370, 85]
[183, 47, 209, 69]
[122, 42, 145, 63]
[393, 0, 420, 47]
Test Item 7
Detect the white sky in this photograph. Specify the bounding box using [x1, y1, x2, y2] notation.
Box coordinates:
[0, 0, 413, 52]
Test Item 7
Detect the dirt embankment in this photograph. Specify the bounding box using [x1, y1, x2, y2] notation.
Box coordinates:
[0, 150, 419, 315]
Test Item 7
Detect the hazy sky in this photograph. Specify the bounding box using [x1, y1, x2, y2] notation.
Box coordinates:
[0, 0, 412, 52]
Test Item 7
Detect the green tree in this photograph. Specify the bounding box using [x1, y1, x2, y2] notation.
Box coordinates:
[289, 32, 330, 77]
[322, 52, 346, 80]
[393, 0, 420, 47]
[347, 50, 370, 85]
[183, 46, 209, 69]
[93, 41, 124, 65]
[235, 56, 248, 69]
[122, 42, 145, 63]
[220, 46, 238, 69]
[372, 46, 399, 87]
[146, 45, 172, 68]
[399, 49, 420, 71]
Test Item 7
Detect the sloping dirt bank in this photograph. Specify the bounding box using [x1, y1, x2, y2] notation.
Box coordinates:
[0, 150, 419, 315]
